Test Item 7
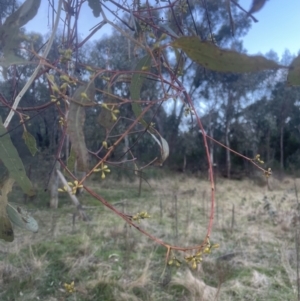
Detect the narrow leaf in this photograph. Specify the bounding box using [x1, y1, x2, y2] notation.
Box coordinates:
[0, 118, 35, 196]
[6, 0, 42, 28]
[130, 55, 152, 129]
[247, 0, 268, 16]
[0, 0, 41, 66]
[158, 24, 179, 38]
[22, 130, 38, 156]
[149, 132, 169, 166]
[172, 37, 281, 73]
[98, 88, 119, 130]
[159, 136, 169, 163]
[287, 55, 300, 86]
[0, 53, 29, 67]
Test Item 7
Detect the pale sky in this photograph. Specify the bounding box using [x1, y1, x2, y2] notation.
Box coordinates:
[240, 0, 300, 58]
[24, 0, 300, 60]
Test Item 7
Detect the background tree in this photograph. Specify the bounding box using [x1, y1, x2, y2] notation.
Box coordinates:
[0, 0, 298, 273]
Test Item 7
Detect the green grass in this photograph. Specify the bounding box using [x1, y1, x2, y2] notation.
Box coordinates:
[0, 174, 299, 300]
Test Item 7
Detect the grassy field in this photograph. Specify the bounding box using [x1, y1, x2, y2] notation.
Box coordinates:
[0, 173, 299, 300]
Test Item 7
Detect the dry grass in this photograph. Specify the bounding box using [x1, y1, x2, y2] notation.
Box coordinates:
[0, 173, 299, 300]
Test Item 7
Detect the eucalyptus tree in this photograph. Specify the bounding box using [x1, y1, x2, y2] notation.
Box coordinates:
[159, 1, 252, 170]
[88, 30, 166, 167]
[0, 0, 298, 284]
[0, 0, 18, 24]
[270, 82, 300, 171]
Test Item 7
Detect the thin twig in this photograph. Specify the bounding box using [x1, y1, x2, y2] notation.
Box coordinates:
[56, 169, 89, 221]
[100, 8, 146, 51]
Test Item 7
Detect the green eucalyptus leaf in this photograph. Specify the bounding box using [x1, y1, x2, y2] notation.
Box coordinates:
[0, 0, 41, 67]
[0, 118, 35, 196]
[5, 0, 42, 28]
[247, 0, 268, 16]
[172, 37, 281, 73]
[0, 53, 29, 67]
[6, 203, 38, 233]
[97, 87, 119, 130]
[130, 55, 152, 129]
[22, 130, 38, 156]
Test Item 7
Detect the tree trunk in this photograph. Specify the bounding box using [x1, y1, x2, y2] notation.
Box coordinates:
[49, 161, 60, 209]
[266, 127, 270, 163]
[65, 134, 70, 163]
[280, 125, 284, 172]
[182, 153, 186, 173]
[225, 121, 231, 179]
[225, 91, 233, 179]
[168, 103, 185, 152]
[124, 134, 129, 161]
